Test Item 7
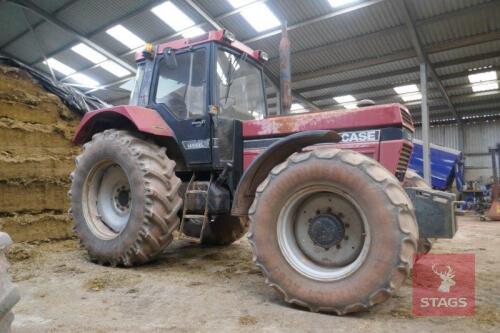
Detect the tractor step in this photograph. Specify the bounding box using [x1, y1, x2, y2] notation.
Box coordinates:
[179, 173, 213, 243]
[186, 190, 208, 194]
[183, 214, 206, 219]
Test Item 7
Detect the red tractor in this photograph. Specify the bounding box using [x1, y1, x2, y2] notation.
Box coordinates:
[70, 30, 456, 314]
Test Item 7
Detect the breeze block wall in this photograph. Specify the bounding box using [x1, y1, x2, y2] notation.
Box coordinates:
[0, 65, 80, 242]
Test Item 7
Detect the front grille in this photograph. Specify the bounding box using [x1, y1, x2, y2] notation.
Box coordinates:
[397, 143, 413, 173]
[400, 108, 414, 128]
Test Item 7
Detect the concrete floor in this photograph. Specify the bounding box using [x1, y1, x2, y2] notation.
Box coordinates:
[8, 215, 500, 332]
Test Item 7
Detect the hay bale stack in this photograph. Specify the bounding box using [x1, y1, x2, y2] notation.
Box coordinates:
[0, 65, 80, 242]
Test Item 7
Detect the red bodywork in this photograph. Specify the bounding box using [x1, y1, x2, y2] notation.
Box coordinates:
[73, 105, 175, 144]
[243, 104, 414, 176]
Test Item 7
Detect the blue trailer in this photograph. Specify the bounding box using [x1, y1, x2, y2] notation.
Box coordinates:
[409, 139, 464, 191]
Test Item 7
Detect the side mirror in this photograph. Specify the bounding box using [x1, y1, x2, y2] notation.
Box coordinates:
[163, 48, 178, 69]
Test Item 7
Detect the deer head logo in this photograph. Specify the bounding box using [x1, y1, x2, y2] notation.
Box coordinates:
[432, 264, 456, 293]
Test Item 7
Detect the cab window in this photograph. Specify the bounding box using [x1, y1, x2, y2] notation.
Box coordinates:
[216, 49, 265, 120]
[155, 49, 206, 119]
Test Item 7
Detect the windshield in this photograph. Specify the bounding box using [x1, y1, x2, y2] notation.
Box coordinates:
[216, 49, 266, 120]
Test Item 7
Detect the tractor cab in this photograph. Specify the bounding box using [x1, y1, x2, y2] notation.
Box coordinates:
[130, 30, 268, 171]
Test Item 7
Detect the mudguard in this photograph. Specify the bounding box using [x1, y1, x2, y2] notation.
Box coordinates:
[231, 130, 341, 216]
[73, 105, 175, 144]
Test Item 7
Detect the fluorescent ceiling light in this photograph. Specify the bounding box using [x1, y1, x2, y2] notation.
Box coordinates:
[69, 73, 99, 87]
[328, 0, 358, 7]
[106, 25, 145, 49]
[472, 82, 499, 92]
[228, 0, 254, 8]
[468, 71, 497, 83]
[99, 60, 131, 78]
[334, 95, 356, 103]
[182, 27, 205, 38]
[400, 92, 422, 102]
[71, 43, 107, 64]
[151, 2, 195, 31]
[394, 84, 419, 94]
[44, 58, 75, 76]
[342, 102, 358, 109]
[238, 3, 280, 32]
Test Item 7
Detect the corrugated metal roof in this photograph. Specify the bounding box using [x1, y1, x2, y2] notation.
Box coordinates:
[0, 0, 499, 123]
[55, 0, 153, 35]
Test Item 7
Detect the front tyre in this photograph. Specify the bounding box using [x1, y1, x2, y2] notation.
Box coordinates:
[70, 130, 182, 266]
[249, 149, 418, 314]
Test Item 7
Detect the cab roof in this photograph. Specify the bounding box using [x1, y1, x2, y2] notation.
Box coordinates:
[135, 30, 263, 63]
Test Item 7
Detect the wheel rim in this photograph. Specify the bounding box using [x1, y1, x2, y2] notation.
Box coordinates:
[277, 184, 370, 281]
[82, 161, 132, 239]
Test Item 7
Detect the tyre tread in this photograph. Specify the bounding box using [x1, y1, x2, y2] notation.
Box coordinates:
[70, 130, 182, 266]
[248, 148, 418, 314]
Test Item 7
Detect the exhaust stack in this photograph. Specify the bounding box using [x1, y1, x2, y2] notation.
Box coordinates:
[279, 22, 292, 115]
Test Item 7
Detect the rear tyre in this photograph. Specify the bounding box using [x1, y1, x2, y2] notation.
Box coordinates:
[69, 130, 182, 266]
[248, 149, 418, 314]
[402, 169, 433, 254]
[0, 233, 20, 333]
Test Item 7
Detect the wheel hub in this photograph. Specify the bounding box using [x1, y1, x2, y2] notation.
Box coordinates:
[277, 187, 370, 281]
[114, 185, 131, 212]
[308, 214, 345, 249]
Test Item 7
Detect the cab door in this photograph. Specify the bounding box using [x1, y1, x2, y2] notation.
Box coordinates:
[151, 46, 212, 166]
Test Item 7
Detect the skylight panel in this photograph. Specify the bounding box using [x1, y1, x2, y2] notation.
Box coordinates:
[228, 0, 280, 32]
[241, 3, 280, 32]
[99, 60, 131, 78]
[400, 92, 422, 102]
[151, 1, 195, 32]
[342, 102, 358, 109]
[394, 84, 419, 94]
[334, 95, 356, 103]
[44, 58, 75, 76]
[217, 63, 228, 85]
[468, 71, 497, 83]
[290, 103, 307, 113]
[182, 27, 205, 38]
[71, 43, 107, 64]
[471, 82, 499, 92]
[328, 0, 358, 7]
[106, 25, 145, 49]
[227, 0, 254, 8]
[119, 79, 135, 92]
[69, 73, 99, 88]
